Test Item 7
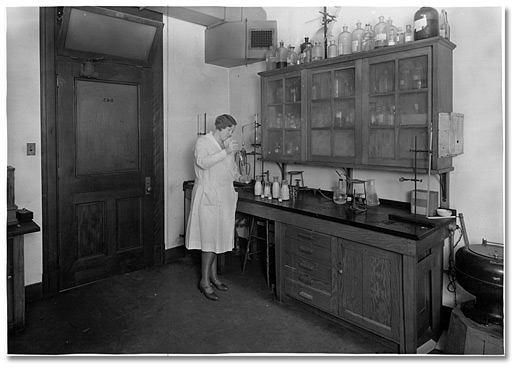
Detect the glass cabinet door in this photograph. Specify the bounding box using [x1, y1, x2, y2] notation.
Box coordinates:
[366, 51, 431, 168]
[263, 73, 303, 161]
[309, 63, 358, 163]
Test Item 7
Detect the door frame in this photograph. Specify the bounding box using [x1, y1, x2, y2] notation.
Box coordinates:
[40, 7, 165, 297]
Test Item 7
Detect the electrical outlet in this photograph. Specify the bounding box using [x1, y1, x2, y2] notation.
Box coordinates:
[27, 143, 36, 156]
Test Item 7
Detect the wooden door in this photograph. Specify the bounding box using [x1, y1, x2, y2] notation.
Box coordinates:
[56, 57, 155, 289]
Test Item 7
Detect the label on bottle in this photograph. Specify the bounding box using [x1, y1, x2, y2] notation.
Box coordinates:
[405, 35, 413, 42]
[388, 40, 395, 46]
[375, 33, 387, 41]
[440, 29, 446, 38]
[414, 17, 427, 32]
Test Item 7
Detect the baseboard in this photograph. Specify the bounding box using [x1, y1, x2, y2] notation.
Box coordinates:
[25, 282, 43, 303]
[165, 246, 187, 263]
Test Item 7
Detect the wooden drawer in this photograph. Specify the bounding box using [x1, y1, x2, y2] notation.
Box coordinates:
[284, 252, 331, 286]
[285, 225, 331, 248]
[284, 277, 331, 313]
[285, 237, 331, 266]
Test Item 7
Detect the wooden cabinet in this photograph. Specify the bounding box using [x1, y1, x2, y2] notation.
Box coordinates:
[259, 37, 457, 173]
[278, 220, 446, 353]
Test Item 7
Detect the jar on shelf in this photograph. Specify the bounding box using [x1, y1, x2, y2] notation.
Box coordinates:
[312, 42, 324, 60]
[351, 21, 364, 53]
[300, 37, 312, 55]
[272, 176, 280, 199]
[414, 6, 439, 41]
[254, 176, 263, 196]
[287, 45, 298, 66]
[405, 24, 414, 43]
[275, 41, 288, 69]
[338, 26, 352, 55]
[327, 39, 338, 58]
[280, 180, 290, 201]
[265, 45, 276, 71]
[387, 17, 398, 45]
[397, 27, 405, 44]
[388, 28, 397, 46]
[374, 16, 388, 48]
[439, 9, 450, 40]
[362, 24, 375, 51]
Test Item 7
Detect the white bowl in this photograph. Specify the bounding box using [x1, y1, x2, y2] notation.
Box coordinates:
[436, 208, 452, 217]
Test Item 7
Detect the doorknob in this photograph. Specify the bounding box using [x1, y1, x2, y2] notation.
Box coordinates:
[145, 176, 153, 194]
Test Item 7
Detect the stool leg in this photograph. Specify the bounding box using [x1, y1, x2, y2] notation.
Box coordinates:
[266, 222, 270, 287]
[242, 216, 256, 273]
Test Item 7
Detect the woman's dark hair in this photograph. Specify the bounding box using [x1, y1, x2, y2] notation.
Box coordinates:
[215, 114, 237, 131]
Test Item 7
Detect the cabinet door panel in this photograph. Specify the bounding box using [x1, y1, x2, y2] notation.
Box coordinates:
[337, 239, 402, 341]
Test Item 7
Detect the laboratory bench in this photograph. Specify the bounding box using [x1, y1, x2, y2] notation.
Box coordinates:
[183, 180, 455, 353]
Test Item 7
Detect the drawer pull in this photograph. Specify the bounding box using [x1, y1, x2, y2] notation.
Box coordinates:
[298, 291, 313, 301]
[298, 232, 313, 240]
[298, 275, 313, 285]
[298, 261, 315, 271]
[297, 246, 313, 254]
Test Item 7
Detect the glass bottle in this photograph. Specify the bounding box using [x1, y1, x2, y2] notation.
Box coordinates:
[280, 180, 290, 201]
[386, 17, 398, 46]
[287, 45, 298, 66]
[265, 45, 276, 71]
[414, 6, 439, 41]
[272, 176, 280, 199]
[275, 41, 288, 69]
[374, 16, 388, 48]
[404, 24, 414, 43]
[388, 28, 397, 46]
[327, 39, 338, 58]
[263, 181, 271, 198]
[312, 42, 324, 60]
[411, 61, 424, 89]
[254, 176, 263, 196]
[362, 24, 375, 51]
[439, 9, 450, 40]
[397, 27, 405, 45]
[300, 37, 312, 53]
[333, 178, 347, 205]
[333, 73, 344, 98]
[366, 179, 380, 206]
[351, 21, 364, 53]
[378, 69, 390, 93]
[303, 44, 313, 63]
[338, 26, 352, 55]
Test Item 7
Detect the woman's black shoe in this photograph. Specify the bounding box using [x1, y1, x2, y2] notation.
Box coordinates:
[199, 284, 218, 300]
[211, 279, 229, 291]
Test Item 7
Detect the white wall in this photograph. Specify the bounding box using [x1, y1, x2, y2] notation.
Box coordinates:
[5, 7, 42, 285]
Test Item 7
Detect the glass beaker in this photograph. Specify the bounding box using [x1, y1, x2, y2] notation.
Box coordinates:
[333, 179, 347, 205]
[366, 179, 380, 206]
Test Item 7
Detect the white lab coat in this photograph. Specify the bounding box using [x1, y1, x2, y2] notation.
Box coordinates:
[185, 132, 240, 253]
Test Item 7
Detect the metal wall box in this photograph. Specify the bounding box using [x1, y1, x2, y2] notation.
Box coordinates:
[438, 112, 464, 158]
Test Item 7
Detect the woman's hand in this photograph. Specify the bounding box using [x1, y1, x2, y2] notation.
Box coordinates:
[224, 139, 239, 154]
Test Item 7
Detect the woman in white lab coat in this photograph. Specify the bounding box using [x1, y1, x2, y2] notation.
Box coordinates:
[185, 114, 247, 300]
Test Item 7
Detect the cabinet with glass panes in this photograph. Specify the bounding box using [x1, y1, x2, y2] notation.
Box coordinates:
[258, 37, 456, 172]
[260, 70, 306, 163]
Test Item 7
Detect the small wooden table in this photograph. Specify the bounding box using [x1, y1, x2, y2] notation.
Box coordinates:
[7, 220, 40, 332]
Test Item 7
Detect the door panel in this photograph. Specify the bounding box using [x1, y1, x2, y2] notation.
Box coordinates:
[57, 57, 154, 290]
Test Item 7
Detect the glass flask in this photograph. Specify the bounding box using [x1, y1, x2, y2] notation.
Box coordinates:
[362, 24, 375, 52]
[374, 16, 388, 48]
[254, 176, 263, 196]
[365, 179, 380, 206]
[351, 21, 364, 53]
[333, 179, 347, 205]
[414, 6, 439, 41]
[327, 40, 338, 58]
[338, 26, 352, 55]
[404, 24, 414, 43]
[312, 42, 324, 61]
[272, 176, 280, 199]
[439, 9, 450, 40]
[287, 45, 298, 66]
[280, 180, 290, 201]
[386, 17, 398, 45]
[275, 41, 288, 69]
[265, 45, 276, 71]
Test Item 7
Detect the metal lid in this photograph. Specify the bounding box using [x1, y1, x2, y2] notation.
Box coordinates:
[468, 244, 504, 262]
